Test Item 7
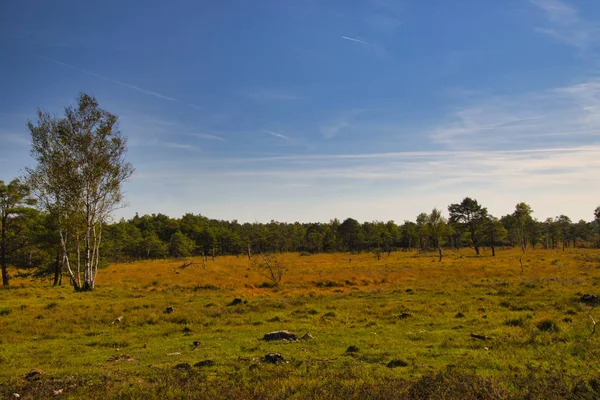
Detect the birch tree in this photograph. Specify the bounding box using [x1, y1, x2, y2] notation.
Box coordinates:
[27, 93, 133, 291]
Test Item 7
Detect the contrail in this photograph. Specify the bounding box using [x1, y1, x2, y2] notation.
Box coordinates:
[342, 36, 369, 45]
[265, 130, 291, 140]
[188, 133, 226, 141]
[33, 54, 203, 110]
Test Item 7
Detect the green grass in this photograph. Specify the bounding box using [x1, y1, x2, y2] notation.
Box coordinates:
[2, 248, 600, 398]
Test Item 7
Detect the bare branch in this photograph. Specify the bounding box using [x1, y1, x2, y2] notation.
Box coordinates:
[588, 307, 597, 339]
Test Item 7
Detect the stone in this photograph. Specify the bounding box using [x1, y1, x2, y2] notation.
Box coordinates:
[229, 298, 243, 306]
[194, 359, 215, 367]
[262, 330, 298, 341]
[263, 353, 285, 364]
[25, 369, 44, 381]
[345, 345, 359, 353]
[581, 294, 600, 305]
[387, 359, 409, 368]
[107, 355, 135, 362]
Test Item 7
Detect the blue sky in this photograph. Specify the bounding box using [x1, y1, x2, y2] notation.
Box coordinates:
[1, 0, 600, 223]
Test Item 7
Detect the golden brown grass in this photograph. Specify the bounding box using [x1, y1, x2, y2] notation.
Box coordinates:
[2, 247, 600, 399]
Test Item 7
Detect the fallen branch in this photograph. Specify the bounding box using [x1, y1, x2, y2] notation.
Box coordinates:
[179, 260, 201, 269]
[470, 333, 494, 341]
[589, 307, 597, 339]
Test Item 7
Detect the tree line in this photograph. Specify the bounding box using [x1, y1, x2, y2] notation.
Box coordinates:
[3, 188, 600, 283]
[1, 93, 599, 289]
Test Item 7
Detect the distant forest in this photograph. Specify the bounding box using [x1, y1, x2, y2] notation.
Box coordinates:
[4, 186, 600, 275]
[85, 201, 600, 261]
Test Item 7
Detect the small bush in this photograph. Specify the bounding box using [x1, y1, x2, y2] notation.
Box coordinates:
[537, 319, 559, 332]
[345, 345, 359, 353]
[194, 359, 215, 367]
[194, 284, 219, 291]
[313, 280, 343, 288]
[257, 281, 278, 289]
[0, 308, 12, 316]
[504, 318, 524, 327]
[169, 317, 189, 325]
[387, 359, 409, 368]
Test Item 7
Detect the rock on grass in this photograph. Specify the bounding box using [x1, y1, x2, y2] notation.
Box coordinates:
[262, 330, 298, 341]
[263, 353, 286, 364]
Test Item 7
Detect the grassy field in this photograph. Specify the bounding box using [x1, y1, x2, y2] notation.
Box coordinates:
[2, 248, 600, 399]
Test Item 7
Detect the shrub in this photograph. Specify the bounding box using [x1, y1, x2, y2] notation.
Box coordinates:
[345, 345, 359, 353]
[504, 318, 524, 327]
[387, 359, 409, 368]
[537, 319, 559, 332]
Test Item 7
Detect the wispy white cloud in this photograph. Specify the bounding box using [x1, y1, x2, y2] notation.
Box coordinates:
[320, 110, 363, 139]
[188, 133, 226, 141]
[163, 142, 200, 151]
[123, 145, 600, 222]
[33, 54, 203, 110]
[223, 147, 600, 197]
[530, 0, 598, 49]
[128, 136, 200, 152]
[321, 120, 350, 139]
[431, 79, 600, 149]
[264, 130, 292, 141]
[341, 36, 369, 45]
[530, 0, 578, 25]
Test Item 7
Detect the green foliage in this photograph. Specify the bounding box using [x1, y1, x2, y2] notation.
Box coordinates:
[448, 197, 488, 255]
[0, 178, 36, 286]
[26, 93, 133, 291]
[169, 231, 195, 258]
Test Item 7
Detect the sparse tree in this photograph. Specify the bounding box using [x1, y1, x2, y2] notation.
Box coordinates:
[426, 208, 448, 261]
[482, 215, 506, 257]
[338, 218, 363, 253]
[400, 221, 418, 251]
[27, 93, 133, 291]
[252, 251, 285, 284]
[512, 202, 533, 253]
[448, 197, 488, 255]
[556, 215, 572, 251]
[415, 213, 429, 251]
